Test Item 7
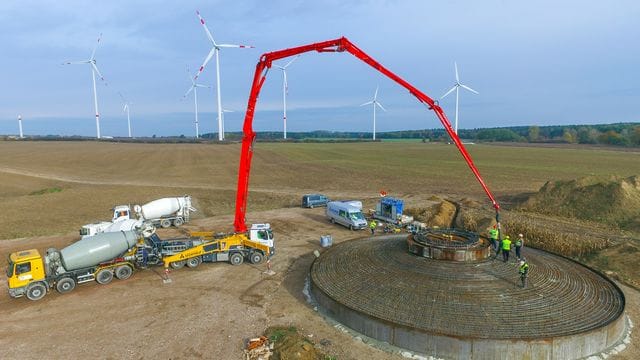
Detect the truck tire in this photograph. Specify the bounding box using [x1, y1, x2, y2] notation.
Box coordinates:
[170, 260, 186, 269]
[173, 217, 184, 227]
[229, 253, 244, 266]
[249, 252, 264, 264]
[160, 219, 172, 228]
[115, 265, 133, 280]
[96, 269, 114, 285]
[26, 282, 47, 301]
[186, 257, 201, 268]
[56, 278, 76, 294]
[349, 225, 354, 231]
[330, 218, 335, 224]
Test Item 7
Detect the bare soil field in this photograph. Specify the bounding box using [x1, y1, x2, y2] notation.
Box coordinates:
[0, 141, 639, 359]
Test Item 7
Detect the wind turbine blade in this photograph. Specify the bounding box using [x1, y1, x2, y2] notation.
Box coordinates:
[360, 101, 373, 106]
[183, 86, 194, 98]
[123, 104, 128, 112]
[454, 61, 459, 83]
[91, 63, 107, 84]
[217, 43, 254, 48]
[196, 11, 216, 45]
[118, 91, 127, 102]
[90, 33, 102, 60]
[374, 86, 379, 100]
[283, 55, 300, 68]
[460, 84, 479, 94]
[195, 84, 211, 88]
[223, 109, 234, 113]
[274, 65, 285, 70]
[440, 85, 457, 99]
[62, 60, 91, 65]
[376, 101, 387, 112]
[194, 48, 216, 80]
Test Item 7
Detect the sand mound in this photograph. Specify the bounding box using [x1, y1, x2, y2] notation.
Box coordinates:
[520, 175, 640, 232]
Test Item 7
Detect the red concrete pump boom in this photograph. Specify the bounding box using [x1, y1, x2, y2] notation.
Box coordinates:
[234, 37, 500, 233]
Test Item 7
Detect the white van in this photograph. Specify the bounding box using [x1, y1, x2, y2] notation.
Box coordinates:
[326, 201, 368, 230]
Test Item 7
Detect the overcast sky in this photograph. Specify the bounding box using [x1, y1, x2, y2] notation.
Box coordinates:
[0, 0, 638, 137]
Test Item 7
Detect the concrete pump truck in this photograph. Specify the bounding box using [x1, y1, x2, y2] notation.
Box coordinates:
[7, 37, 500, 301]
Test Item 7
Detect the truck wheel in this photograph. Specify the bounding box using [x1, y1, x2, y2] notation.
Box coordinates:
[310, 204, 314, 209]
[160, 219, 172, 228]
[349, 225, 354, 231]
[330, 218, 335, 224]
[170, 260, 186, 269]
[173, 218, 184, 227]
[186, 257, 201, 268]
[115, 265, 133, 280]
[229, 253, 244, 266]
[56, 278, 76, 294]
[249, 252, 264, 264]
[26, 282, 47, 301]
[96, 269, 114, 285]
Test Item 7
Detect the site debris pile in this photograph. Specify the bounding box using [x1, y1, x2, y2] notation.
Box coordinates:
[310, 235, 628, 359]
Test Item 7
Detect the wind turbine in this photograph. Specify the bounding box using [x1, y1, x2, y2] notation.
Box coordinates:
[274, 55, 300, 139]
[440, 62, 478, 135]
[17, 115, 23, 138]
[360, 86, 386, 140]
[183, 67, 212, 139]
[194, 10, 254, 141]
[118, 92, 133, 138]
[63, 33, 108, 139]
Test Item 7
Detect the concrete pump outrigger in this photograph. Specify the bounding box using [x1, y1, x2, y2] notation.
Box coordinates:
[233, 37, 500, 233]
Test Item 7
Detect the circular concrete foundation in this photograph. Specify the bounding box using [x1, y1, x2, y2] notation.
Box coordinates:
[310, 235, 626, 359]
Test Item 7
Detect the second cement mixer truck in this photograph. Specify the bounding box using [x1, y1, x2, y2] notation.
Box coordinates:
[80, 196, 196, 237]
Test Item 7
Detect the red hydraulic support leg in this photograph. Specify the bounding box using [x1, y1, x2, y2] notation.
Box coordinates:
[234, 37, 499, 233]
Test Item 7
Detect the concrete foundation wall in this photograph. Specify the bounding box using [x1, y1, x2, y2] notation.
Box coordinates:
[311, 282, 628, 360]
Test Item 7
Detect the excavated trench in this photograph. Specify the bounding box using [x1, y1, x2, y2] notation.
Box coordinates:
[310, 234, 627, 359]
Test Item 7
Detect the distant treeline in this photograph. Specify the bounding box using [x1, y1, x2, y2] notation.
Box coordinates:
[4, 123, 639, 147]
[211, 123, 640, 147]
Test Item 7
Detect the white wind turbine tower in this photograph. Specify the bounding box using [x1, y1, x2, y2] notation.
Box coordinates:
[183, 67, 211, 138]
[194, 10, 254, 141]
[63, 33, 108, 139]
[360, 86, 386, 140]
[17, 115, 23, 138]
[119, 92, 133, 138]
[274, 55, 300, 139]
[440, 62, 478, 135]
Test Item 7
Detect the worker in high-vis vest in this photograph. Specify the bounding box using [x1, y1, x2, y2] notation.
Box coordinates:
[519, 259, 530, 288]
[488, 225, 499, 252]
[369, 220, 377, 235]
[501, 235, 512, 263]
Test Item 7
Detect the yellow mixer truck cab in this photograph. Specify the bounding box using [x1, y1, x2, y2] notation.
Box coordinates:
[7, 249, 46, 299]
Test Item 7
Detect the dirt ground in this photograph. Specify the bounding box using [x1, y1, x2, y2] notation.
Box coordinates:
[1, 141, 639, 359]
[1, 206, 638, 359]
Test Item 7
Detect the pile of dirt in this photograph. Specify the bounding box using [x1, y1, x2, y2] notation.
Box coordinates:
[406, 200, 457, 228]
[520, 175, 640, 232]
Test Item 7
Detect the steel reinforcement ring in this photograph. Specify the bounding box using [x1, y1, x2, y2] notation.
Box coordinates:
[310, 235, 627, 359]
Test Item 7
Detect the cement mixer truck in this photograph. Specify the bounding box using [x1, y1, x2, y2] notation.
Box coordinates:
[6, 231, 140, 301]
[7, 223, 275, 301]
[80, 196, 196, 237]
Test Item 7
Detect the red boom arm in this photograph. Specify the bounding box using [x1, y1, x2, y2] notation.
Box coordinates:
[234, 37, 499, 232]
